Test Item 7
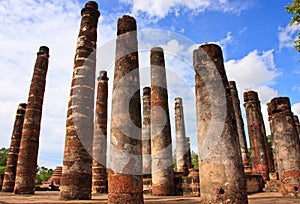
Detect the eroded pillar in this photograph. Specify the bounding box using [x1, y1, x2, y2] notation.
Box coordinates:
[185, 137, 192, 169]
[60, 1, 100, 200]
[142, 87, 151, 175]
[229, 81, 250, 167]
[151, 47, 175, 196]
[108, 15, 144, 204]
[92, 71, 108, 194]
[2, 103, 26, 192]
[243, 91, 270, 180]
[175, 97, 188, 175]
[194, 44, 248, 203]
[14, 46, 49, 194]
[268, 97, 300, 197]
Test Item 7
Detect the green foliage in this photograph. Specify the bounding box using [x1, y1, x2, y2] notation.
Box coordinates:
[191, 151, 199, 169]
[35, 166, 53, 186]
[286, 0, 300, 52]
[0, 148, 9, 174]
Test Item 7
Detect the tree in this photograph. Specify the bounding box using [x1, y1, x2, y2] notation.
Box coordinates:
[191, 151, 199, 169]
[35, 166, 53, 187]
[0, 148, 9, 174]
[286, 0, 300, 52]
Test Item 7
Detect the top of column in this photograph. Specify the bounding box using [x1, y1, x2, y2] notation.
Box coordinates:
[117, 15, 137, 36]
[150, 47, 165, 66]
[243, 90, 259, 102]
[37, 46, 49, 57]
[81, 1, 100, 17]
[98, 71, 109, 81]
[175, 97, 183, 104]
[267, 97, 291, 116]
[143, 87, 151, 95]
[229, 81, 237, 89]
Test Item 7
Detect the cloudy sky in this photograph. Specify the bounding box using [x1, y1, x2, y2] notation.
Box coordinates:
[0, 0, 299, 169]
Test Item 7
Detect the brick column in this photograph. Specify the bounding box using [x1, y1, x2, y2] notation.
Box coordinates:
[142, 87, 151, 175]
[14, 46, 49, 194]
[60, 1, 100, 200]
[2, 103, 26, 192]
[151, 47, 175, 196]
[175, 97, 188, 175]
[108, 15, 144, 204]
[194, 44, 248, 203]
[268, 97, 300, 197]
[92, 71, 108, 194]
[243, 91, 270, 180]
[229, 81, 250, 167]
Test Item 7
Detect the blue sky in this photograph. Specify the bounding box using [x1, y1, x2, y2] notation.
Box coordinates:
[0, 0, 299, 169]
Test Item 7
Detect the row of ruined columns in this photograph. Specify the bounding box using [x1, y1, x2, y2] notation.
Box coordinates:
[2, 1, 300, 203]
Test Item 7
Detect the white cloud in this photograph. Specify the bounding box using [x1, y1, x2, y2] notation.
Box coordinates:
[120, 0, 248, 21]
[278, 23, 300, 50]
[292, 103, 300, 116]
[225, 49, 279, 93]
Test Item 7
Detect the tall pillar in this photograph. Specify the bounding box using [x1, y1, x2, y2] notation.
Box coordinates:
[142, 87, 151, 175]
[268, 97, 300, 197]
[151, 47, 175, 196]
[60, 1, 100, 200]
[243, 91, 270, 180]
[293, 115, 300, 139]
[185, 137, 192, 169]
[92, 71, 109, 194]
[194, 44, 248, 203]
[175, 97, 188, 175]
[229, 81, 250, 167]
[108, 15, 144, 204]
[2, 103, 26, 192]
[14, 46, 49, 194]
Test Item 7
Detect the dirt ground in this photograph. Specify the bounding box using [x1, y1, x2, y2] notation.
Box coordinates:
[0, 191, 299, 204]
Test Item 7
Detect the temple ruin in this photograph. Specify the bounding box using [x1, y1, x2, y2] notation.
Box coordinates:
[268, 97, 300, 197]
[194, 44, 248, 203]
[150, 47, 175, 196]
[92, 71, 109, 194]
[2, 103, 26, 192]
[14, 46, 49, 194]
[60, 1, 100, 200]
[108, 15, 144, 204]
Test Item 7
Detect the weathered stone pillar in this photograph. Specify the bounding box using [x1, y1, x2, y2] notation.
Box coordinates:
[243, 91, 270, 180]
[229, 81, 250, 167]
[293, 115, 300, 139]
[60, 1, 100, 200]
[151, 47, 175, 196]
[185, 137, 192, 169]
[2, 103, 26, 192]
[268, 97, 300, 197]
[142, 87, 151, 175]
[194, 44, 248, 203]
[108, 15, 144, 204]
[175, 97, 188, 175]
[14, 46, 49, 194]
[92, 71, 108, 194]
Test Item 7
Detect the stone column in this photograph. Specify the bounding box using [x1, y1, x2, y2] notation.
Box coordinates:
[293, 115, 300, 139]
[2, 103, 26, 192]
[142, 87, 151, 175]
[92, 71, 109, 194]
[229, 81, 250, 167]
[14, 46, 49, 194]
[268, 97, 300, 197]
[185, 137, 192, 169]
[194, 44, 248, 203]
[60, 1, 100, 200]
[151, 47, 175, 196]
[175, 97, 188, 175]
[243, 91, 270, 180]
[108, 15, 143, 204]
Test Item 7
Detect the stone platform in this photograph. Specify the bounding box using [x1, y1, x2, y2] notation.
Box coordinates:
[0, 191, 299, 204]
